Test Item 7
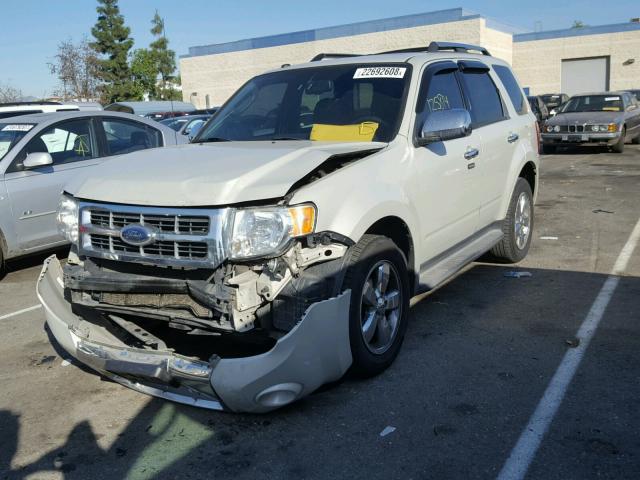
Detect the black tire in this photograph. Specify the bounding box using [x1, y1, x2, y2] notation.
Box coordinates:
[490, 178, 534, 263]
[542, 144, 556, 155]
[632, 133, 640, 145]
[342, 234, 410, 377]
[0, 246, 5, 279]
[612, 127, 626, 153]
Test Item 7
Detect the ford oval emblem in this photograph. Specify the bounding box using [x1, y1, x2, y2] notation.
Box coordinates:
[120, 224, 156, 246]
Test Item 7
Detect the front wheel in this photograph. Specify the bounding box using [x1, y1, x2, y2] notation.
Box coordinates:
[542, 144, 556, 155]
[342, 235, 410, 377]
[490, 178, 534, 263]
[612, 127, 626, 153]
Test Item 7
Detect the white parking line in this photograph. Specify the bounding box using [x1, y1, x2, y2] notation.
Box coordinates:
[0, 304, 42, 321]
[497, 216, 640, 480]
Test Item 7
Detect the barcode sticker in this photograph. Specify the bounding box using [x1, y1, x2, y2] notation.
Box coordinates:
[2, 124, 34, 132]
[353, 67, 407, 79]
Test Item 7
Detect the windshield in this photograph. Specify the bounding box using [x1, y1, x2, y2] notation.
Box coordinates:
[540, 94, 562, 107]
[196, 63, 411, 143]
[0, 123, 36, 161]
[561, 95, 623, 113]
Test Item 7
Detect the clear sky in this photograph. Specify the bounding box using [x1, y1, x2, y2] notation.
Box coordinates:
[2, 0, 639, 97]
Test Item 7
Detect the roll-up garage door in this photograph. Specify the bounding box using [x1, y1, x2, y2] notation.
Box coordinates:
[561, 57, 609, 96]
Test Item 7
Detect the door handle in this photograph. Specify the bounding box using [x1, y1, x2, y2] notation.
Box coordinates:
[507, 133, 519, 143]
[464, 147, 479, 160]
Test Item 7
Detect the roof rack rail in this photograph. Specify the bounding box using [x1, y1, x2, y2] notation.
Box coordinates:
[0, 101, 63, 107]
[426, 41, 491, 56]
[379, 41, 491, 56]
[310, 53, 363, 62]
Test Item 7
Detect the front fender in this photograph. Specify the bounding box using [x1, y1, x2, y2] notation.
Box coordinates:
[0, 178, 16, 259]
[290, 143, 420, 272]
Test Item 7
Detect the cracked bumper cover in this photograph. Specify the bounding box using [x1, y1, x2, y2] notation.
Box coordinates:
[37, 256, 352, 413]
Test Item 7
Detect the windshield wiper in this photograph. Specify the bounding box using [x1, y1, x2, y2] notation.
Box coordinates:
[197, 137, 231, 143]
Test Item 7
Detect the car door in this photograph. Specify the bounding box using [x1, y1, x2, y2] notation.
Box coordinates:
[100, 117, 162, 156]
[622, 93, 640, 138]
[3, 118, 101, 250]
[410, 61, 482, 260]
[461, 63, 520, 228]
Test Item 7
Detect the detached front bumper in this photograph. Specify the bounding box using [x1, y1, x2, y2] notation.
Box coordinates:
[37, 256, 352, 413]
[541, 132, 620, 146]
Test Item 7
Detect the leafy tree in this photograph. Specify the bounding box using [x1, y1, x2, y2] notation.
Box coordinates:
[90, 0, 136, 103]
[571, 20, 586, 29]
[48, 36, 100, 101]
[149, 11, 178, 100]
[131, 48, 158, 100]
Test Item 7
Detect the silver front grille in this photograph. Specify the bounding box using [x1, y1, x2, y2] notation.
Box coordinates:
[79, 202, 231, 268]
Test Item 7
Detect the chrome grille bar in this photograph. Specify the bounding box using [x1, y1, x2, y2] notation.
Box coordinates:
[79, 201, 232, 268]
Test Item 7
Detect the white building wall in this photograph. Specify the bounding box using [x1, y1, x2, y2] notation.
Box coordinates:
[513, 29, 640, 95]
[180, 19, 514, 107]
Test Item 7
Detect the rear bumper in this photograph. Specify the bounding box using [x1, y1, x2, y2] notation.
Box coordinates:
[541, 132, 620, 146]
[37, 256, 352, 413]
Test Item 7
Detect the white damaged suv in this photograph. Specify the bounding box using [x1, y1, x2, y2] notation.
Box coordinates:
[38, 42, 539, 413]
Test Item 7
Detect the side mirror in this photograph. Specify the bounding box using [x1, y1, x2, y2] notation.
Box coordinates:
[417, 109, 472, 146]
[23, 152, 53, 169]
[188, 123, 204, 141]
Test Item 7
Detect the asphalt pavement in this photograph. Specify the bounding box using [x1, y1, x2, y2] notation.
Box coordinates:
[1, 145, 639, 480]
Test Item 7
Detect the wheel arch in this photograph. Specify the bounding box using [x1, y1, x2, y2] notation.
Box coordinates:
[363, 216, 416, 294]
[518, 161, 537, 197]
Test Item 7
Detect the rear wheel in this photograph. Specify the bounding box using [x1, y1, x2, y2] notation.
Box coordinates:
[342, 235, 410, 377]
[490, 178, 534, 263]
[612, 127, 626, 153]
[632, 133, 640, 145]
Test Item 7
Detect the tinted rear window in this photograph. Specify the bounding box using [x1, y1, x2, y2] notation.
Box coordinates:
[460, 70, 505, 127]
[494, 65, 526, 115]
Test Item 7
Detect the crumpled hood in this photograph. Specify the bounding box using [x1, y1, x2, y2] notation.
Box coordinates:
[66, 141, 386, 206]
[547, 111, 623, 125]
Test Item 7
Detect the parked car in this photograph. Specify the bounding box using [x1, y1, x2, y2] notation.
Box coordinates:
[160, 114, 211, 140]
[628, 89, 640, 101]
[0, 101, 79, 120]
[37, 41, 539, 413]
[104, 101, 196, 117]
[540, 93, 569, 115]
[527, 95, 550, 124]
[0, 111, 186, 270]
[144, 111, 192, 121]
[541, 91, 640, 153]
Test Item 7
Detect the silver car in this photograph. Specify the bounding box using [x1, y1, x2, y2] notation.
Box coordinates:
[0, 111, 185, 271]
[541, 91, 640, 153]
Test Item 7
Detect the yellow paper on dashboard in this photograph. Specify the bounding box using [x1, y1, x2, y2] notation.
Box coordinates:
[310, 122, 379, 142]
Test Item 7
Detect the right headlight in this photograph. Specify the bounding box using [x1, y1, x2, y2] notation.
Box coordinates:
[229, 204, 316, 260]
[56, 194, 79, 244]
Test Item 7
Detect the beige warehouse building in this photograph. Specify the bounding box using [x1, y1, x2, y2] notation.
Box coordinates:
[180, 8, 640, 107]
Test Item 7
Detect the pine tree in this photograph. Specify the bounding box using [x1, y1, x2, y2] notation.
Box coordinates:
[149, 11, 178, 100]
[90, 0, 136, 103]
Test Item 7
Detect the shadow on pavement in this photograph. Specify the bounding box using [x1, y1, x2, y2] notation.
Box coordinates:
[1, 263, 638, 480]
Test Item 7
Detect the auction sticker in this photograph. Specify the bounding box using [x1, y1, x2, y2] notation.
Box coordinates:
[2, 124, 34, 132]
[605, 97, 620, 101]
[354, 67, 406, 79]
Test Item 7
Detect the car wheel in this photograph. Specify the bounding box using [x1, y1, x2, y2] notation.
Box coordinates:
[0, 246, 5, 279]
[612, 127, 626, 153]
[490, 178, 534, 263]
[542, 144, 556, 155]
[632, 134, 640, 145]
[342, 234, 410, 377]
